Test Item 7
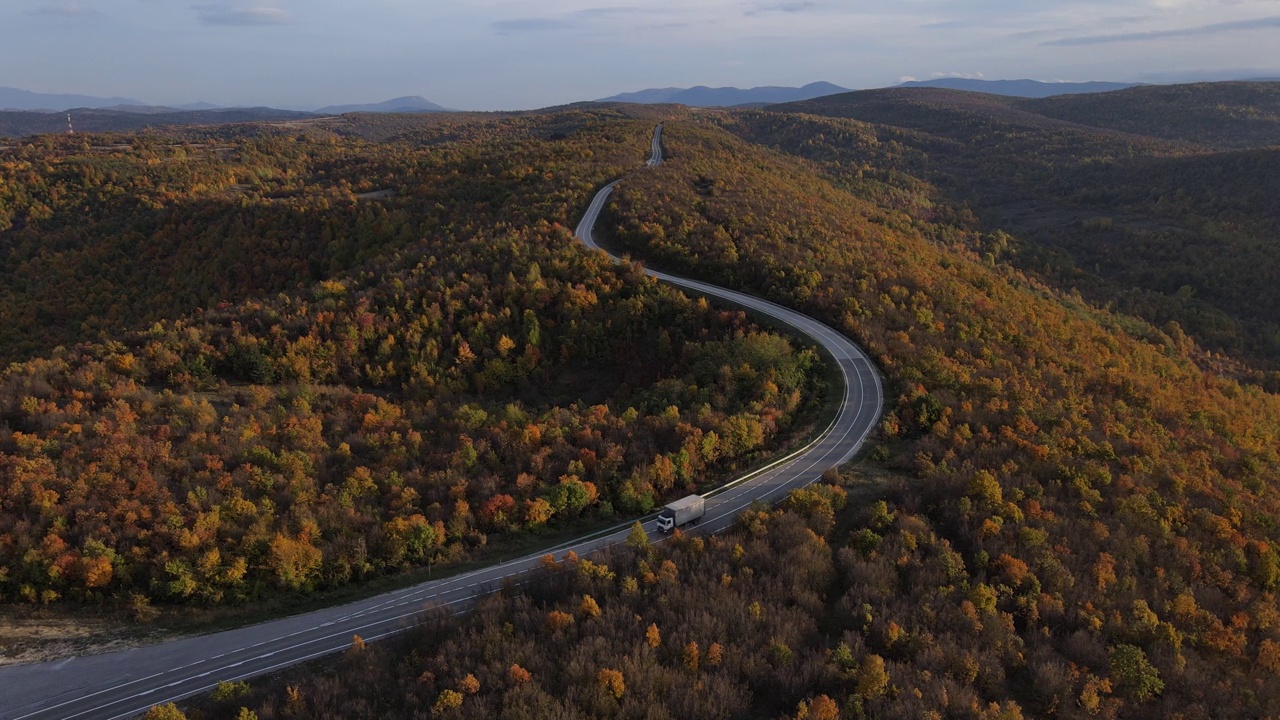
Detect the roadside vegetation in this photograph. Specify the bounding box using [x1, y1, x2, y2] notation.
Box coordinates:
[767, 83, 1280, 375]
[0, 111, 826, 613]
[6, 82, 1280, 717]
[597, 118, 1280, 717]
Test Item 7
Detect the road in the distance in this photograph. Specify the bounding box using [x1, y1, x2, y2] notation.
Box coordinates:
[0, 124, 883, 720]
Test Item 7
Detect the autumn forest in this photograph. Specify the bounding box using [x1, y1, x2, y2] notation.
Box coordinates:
[3, 83, 1280, 719]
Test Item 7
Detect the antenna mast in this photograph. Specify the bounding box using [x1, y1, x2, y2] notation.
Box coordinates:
[66, 113, 74, 135]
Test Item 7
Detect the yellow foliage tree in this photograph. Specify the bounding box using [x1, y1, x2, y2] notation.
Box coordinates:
[597, 668, 626, 699]
[267, 533, 322, 591]
[547, 610, 574, 632]
[707, 642, 724, 668]
[796, 695, 840, 720]
[684, 641, 701, 672]
[141, 704, 187, 720]
[433, 689, 463, 714]
[856, 654, 889, 699]
[646, 622, 661, 648]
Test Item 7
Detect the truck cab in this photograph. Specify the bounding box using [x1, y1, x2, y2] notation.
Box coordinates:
[657, 508, 677, 533]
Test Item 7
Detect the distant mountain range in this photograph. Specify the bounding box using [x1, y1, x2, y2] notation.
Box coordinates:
[598, 82, 850, 107]
[0, 86, 146, 112]
[315, 96, 449, 114]
[0, 86, 451, 115]
[595, 79, 1151, 106]
[895, 78, 1138, 97]
[0, 94, 459, 137]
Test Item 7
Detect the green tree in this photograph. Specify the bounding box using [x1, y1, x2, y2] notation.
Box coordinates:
[626, 521, 651, 555]
[856, 654, 889, 699]
[1109, 644, 1164, 703]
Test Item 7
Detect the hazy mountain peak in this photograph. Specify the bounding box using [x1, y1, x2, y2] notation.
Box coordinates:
[597, 82, 850, 107]
[0, 86, 146, 112]
[315, 96, 450, 114]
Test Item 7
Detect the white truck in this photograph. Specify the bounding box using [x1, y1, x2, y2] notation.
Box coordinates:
[657, 495, 705, 533]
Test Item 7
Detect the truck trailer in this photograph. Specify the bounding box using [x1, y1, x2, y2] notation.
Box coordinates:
[657, 494, 705, 533]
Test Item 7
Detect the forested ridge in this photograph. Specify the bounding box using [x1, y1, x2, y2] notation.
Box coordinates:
[4, 84, 1280, 719]
[186, 480, 1052, 720]
[1024, 82, 1280, 149]
[0, 112, 670, 365]
[180, 100, 1280, 720]
[0, 112, 828, 611]
[596, 121, 1280, 717]
[0, 108, 318, 140]
[769, 83, 1280, 376]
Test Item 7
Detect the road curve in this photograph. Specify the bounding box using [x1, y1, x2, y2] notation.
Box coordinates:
[0, 125, 883, 720]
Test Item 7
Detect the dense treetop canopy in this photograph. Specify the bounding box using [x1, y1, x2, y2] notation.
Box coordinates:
[5, 84, 1280, 717]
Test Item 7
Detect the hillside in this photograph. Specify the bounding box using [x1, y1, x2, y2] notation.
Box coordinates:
[0, 130, 369, 364]
[205, 115, 1280, 719]
[0, 110, 658, 363]
[190, 484, 1044, 720]
[775, 87, 1052, 131]
[805, 82, 1280, 151]
[898, 78, 1136, 97]
[603, 118, 1280, 717]
[0, 112, 829, 615]
[769, 84, 1280, 373]
[0, 107, 317, 138]
[1026, 82, 1280, 149]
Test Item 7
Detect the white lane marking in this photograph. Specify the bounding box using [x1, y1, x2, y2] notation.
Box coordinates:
[70, 598, 473, 720]
[14, 539, 574, 720]
[9, 584, 446, 720]
[100, 600, 475, 720]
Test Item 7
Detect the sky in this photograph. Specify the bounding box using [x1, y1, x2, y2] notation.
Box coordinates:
[2, 0, 1278, 110]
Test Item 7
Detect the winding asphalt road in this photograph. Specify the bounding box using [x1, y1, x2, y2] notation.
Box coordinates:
[0, 125, 883, 720]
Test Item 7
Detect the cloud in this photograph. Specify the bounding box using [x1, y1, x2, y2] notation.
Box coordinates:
[490, 7, 655, 35]
[744, 2, 825, 18]
[1006, 27, 1071, 41]
[26, 1, 84, 16]
[750, 2, 820, 14]
[1045, 15, 1280, 45]
[576, 7, 645, 19]
[193, 3, 290, 27]
[491, 17, 575, 34]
